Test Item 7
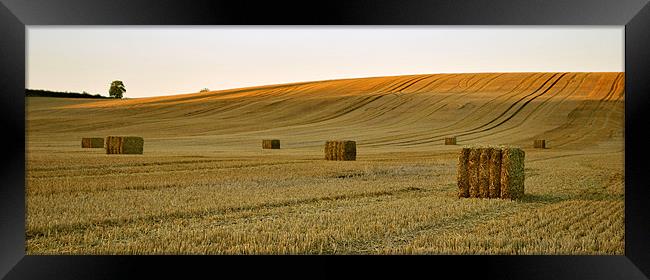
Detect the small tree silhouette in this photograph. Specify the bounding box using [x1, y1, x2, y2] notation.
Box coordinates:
[109, 81, 126, 98]
[200, 88, 210, 93]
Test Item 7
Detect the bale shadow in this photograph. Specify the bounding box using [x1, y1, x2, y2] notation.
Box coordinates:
[524, 167, 541, 178]
[518, 193, 568, 203]
[575, 191, 624, 202]
[335, 172, 365, 179]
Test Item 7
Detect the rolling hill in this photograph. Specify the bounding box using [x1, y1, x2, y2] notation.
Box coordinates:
[27, 72, 624, 153]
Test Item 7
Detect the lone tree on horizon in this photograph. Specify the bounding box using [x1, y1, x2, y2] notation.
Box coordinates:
[109, 80, 126, 99]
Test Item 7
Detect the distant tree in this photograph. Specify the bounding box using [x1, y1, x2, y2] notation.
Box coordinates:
[109, 81, 126, 98]
[200, 88, 210, 93]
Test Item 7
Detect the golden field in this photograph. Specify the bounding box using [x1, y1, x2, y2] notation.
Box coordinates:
[26, 72, 625, 254]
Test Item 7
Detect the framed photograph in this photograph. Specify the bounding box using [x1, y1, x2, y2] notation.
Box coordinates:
[2, 0, 649, 278]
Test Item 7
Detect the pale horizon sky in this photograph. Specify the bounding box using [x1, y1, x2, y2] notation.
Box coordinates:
[27, 26, 624, 98]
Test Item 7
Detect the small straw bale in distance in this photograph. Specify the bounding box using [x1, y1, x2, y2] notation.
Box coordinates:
[534, 139, 547, 149]
[457, 147, 471, 198]
[445, 137, 457, 145]
[457, 145, 525, 200]
[81, 137, 104, 148]
[262, 139, 280, 149]
[105, 136, 144, 154]
[324, 140, 356, 161]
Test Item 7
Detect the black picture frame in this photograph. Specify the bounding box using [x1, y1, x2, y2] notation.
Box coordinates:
[2, 0, 649, 279]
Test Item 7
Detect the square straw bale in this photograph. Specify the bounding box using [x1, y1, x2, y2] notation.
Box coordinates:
[324, 140, 356, 161]
[106, 136, 144, 154]
[488, 148, 502, 198]
[478, 147, 492, 198]
[262, 139, 281, 149]
[81, 137, 104, 148]
[500, 147, 525, 199]
[467, 148, 481, 198]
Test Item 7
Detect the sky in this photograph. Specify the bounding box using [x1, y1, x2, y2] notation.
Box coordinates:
[27, 26, 624, 98]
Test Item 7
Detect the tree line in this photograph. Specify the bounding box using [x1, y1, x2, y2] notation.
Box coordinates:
[27, 80, 127, 99]
[25, 89, 110, 99]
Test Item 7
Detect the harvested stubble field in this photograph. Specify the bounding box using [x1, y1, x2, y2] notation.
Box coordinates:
[26, 72, 624, 254]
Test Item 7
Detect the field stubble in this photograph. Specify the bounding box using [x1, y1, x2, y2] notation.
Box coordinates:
[27, 148, 624, 254]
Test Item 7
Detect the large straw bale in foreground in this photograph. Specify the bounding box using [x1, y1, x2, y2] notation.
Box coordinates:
[488, 148, 502, 198]
[500, 147, 525, 199]
[457, 145, 525, 200]
[467, 148, 481, 198]
[478, 147, 492, 198]
[324, 140, 356, 161]
[262, 139, 280, 149]
[81, 137, 104, 148]
[105, 136, 144, 154]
